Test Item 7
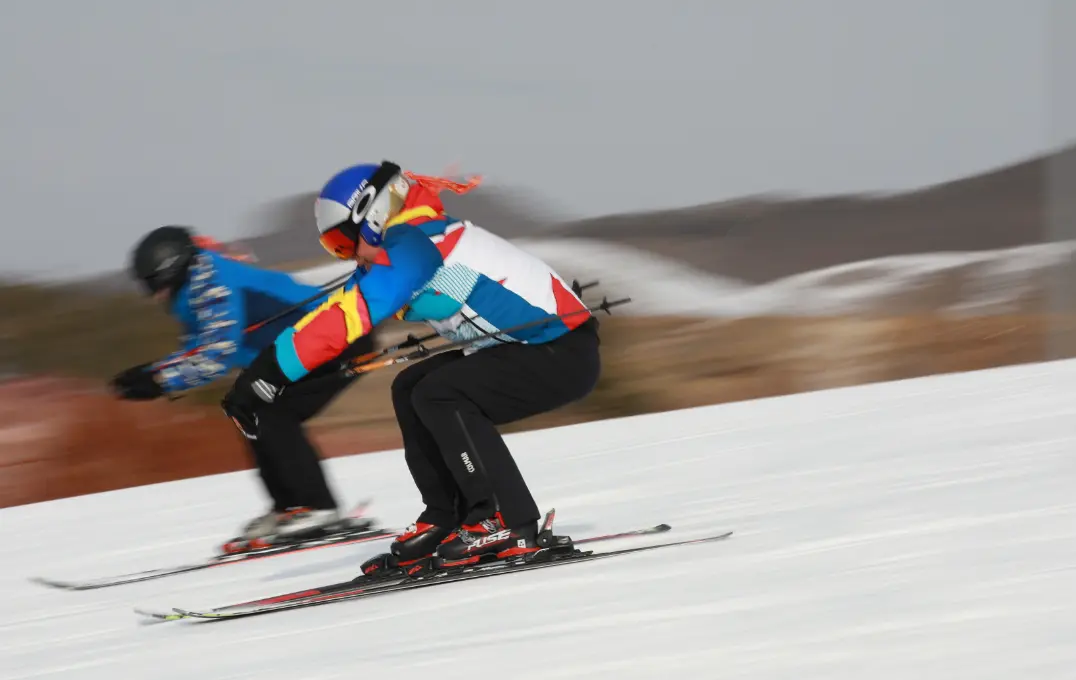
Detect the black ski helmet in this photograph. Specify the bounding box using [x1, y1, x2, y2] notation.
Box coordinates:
[130, 225, 197, 296]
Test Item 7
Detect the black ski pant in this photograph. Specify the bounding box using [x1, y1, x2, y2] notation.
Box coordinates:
[245, 336, 374, 513]
[391, 317, 601, 530]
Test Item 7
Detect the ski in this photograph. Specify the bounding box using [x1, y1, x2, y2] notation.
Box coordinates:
[136, 517, 730, 622]
[138, 521, 672, 621]
[170, 528, 730, 621]
[34, 502, 395, 591]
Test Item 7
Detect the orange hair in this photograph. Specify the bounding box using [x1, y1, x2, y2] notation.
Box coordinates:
[191, 235, 258, 263]
[403, 170, 483, 196]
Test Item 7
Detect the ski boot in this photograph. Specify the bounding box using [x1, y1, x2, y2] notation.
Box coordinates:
[358, 521, 454, 580]
[220, 510, 281, 554]
[433, 510, 558, 569]
[274, 507, 343, 539]
[220, 506, 375, 555]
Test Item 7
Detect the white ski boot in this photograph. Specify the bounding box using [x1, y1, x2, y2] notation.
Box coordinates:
[219, 505, 372, 555]
[275, 507, 343, 539]
[220, 510, 282, 554]
[242, 511, 280, 539]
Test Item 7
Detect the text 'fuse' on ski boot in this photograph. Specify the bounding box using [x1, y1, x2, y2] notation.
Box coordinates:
[433, 509, 574, 570]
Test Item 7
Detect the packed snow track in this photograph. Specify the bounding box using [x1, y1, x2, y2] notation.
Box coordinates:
[2, 360, 1075, 679]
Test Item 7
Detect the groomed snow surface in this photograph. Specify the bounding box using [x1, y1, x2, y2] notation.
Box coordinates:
[3, 360, 1076, 679]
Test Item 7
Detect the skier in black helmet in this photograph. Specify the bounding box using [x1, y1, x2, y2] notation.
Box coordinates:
[111, 225, 378, 553]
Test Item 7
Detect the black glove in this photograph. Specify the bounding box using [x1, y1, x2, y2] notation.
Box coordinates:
[110, 363, 165, 401]
[222, 346, 291, 440]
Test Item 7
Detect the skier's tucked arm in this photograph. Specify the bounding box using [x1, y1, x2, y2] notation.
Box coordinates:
[220, 225, 442, 439]
[273, 225, 442, 382]
[150, 256, 243, 393]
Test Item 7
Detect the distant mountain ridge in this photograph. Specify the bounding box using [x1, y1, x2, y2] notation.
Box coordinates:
[546, 145, 1071, 283]
[75, 144, 1074, 295]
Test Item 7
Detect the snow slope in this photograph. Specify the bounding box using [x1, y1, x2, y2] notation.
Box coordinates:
[3, 361, 1075, 679]
[293, 238, 1076, 317]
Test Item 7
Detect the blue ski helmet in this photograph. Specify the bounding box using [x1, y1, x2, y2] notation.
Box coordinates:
[314, 161, 405, 259]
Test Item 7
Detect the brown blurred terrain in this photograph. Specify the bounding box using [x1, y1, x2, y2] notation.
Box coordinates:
[1, 314, 1069, 509]
[2, 146, 1074, 508]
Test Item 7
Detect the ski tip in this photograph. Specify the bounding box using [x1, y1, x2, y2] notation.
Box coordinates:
[30, 576, 80, 591]
[172, 607, 226, 620]
[31, 574, 151, 590]
[654, 523, 672, 532]
[134, 607, 186, 623]
[699, 530, 734, 543]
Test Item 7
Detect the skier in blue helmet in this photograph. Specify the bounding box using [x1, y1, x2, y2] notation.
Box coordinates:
[222, 161, 602, 575]
[112, 225, 379, 553]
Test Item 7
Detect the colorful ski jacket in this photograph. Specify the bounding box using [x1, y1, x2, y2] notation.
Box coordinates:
[273, 180, 591, 383]
[151, 250, 335, 393]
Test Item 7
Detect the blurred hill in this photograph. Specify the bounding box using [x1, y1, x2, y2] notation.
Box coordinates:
[240, 184, 560, 266]
[76, 144, 1073, 293]
[547, 145, 1072, 284]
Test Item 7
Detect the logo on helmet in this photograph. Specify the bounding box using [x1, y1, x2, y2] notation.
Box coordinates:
[157, 255, 180, 272]
[348, 180, 377, 225]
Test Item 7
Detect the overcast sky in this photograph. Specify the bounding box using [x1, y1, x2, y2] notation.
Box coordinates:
[0, 0, 1067, 279]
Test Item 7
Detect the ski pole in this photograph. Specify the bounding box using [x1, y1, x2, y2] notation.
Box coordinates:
[152, 268, 356, 400]
[283, 295, 630, 396]
[335, 279, 604, 370]
[243, 270, 355, 334]
[345, 295, 629, 375]
[154, 269, 355, 371]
